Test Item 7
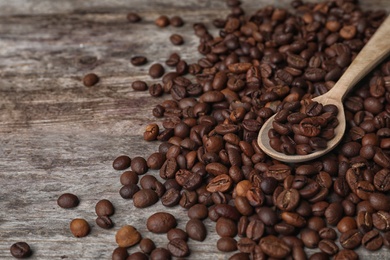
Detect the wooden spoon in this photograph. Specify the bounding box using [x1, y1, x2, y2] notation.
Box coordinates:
[258, 15, 390, 163]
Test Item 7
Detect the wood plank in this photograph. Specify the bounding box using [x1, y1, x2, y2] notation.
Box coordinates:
[0, 0, 389, 259]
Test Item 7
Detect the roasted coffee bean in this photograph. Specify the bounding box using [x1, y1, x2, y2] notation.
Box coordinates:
[149, 63, 165, 78]
[139, 238, 156, 255]
[229, 252, 250, 260]
[127, 12, 141, 23]
[216, 217, 237, 237]
[339, 229, 363, 249]
[319, 227, 337, 241]
[167, 228, 188, 242]
[369, 192, 390, 211]
[257, 206, 278, 226]
[120, 171, 139, 185]
[95, 199, 114, 216]
[325, 202, 343, 226]
[132, 80, 148, 91]
[127, 252, 148, 260]
[275, 188, 300, 211]
[188, 204, 208, 220]
[115, 225, 142, 247]
[170, 16, 184, 27]
[186, 219, 207, 241]
[217, 237, 237, 252]
[131, 157, 148, 175]
[119, 184, 140, 199]
[57, 193, 79, 209]
[10, 242, 32, 258]
[96, 215, 114, 229]
[131, 56, 148, 66]
[147, 212, 177, 233]
[161, 188, 180, 207]
[70, 218, 90, 238]
[133, 189, 159, 208]
[170, 34, 184, 45]
[259, 235, 291, 259]
[155, 15, 169, 27]
[112, 247, 129, 260]
[83, 73, 99, 87]
[150, 248, 172, 260]
[113, 155, 131, 170]
[301, 228, 320, 248]
[318, 239, 339, 256]
[372, 211, 390, 231]
[167, 238, 189, 257]
[362, 229, 383, 251]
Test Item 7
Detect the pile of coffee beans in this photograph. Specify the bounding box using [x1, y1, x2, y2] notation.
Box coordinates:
[44, 0, 389, 259]
[268, 100, 339, 155]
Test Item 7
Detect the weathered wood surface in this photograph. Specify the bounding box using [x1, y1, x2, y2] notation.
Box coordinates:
[0, 1, 389, 259]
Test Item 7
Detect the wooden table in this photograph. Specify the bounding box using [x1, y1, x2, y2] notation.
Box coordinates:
[0, 1, 389, 259]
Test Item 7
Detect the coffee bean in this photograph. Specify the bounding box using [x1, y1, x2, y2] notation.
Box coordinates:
[113, 155, 131, 170]
[319, 227, 337, 241]
[167, 238, 189, 257]
[120, 171, 138, 185]
[217, 237, 237, 252]
[149, 63, 165, 79]
[276, 188, 300, 211]
[10, 242, 32, 258]
[169, 34, 184, 45]
[70, 218, 90, 238]
[128, 252, 148, 260]
[170, 16, 184, 27]
[229, 252, 250, 260]
[167, 228, 188, 242]
[155, 15, 169, 27]
[127, 12, 141, 23]
[96, 215, 114, 229]
[150, 247, 171, 260]
[119, 184, 140, 199]
[147, 212, 177, 233]
[131, 156, 148, 175]
[325, 202, 343, 226]
[318, 239, 339, 256]
[372, 211, 390, 231]
[83, 73, 99, 87]
[95, 199, 114, 216]
[259, 235, 291, 259]
[188, 203, 208, 220]
[115, 225, 142, 247]
[362, 229, 383, 251]
[337, 216, 357, 233]
[339, 229, 362, 249]
[132, 80, 148, 91]
[57, 193, 79, 209]
[186, 219, 207, 241]
[131, 56, 148, 66]
[301, 228, 320, 248]
[112, 247, 129, 260]
[133, 189, 159, 208]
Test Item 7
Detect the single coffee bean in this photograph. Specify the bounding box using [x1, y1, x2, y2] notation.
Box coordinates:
[188, 203, 208, 220]
[96, 215, 113, 229]
[362, 229, 383, 251]
[170, 16, 184, 27]
[115, 225, 142, 247]
[132, 80, 148, 91]
[357, 211, 373, 234]
[237, 237, 256, 253]
[369, 192, 390, 211]
[113, 155, 131, 170]
[131, 157, 148, 175]
[127, 12, 141, 23]
[217, 237, 237, 252]
[147, 212, 177, 233]
[325, 202, 343, 226]
[139, 238, 156, 254]
[186, 219, 207, 241]
[95, 199, 114, 216]
[229, 252, 250, 260]
[319, 227, 337, 241]
[301, 228, 320, 248]
[169, 34, 184, 45]
[259, 235, 291, 259]
[128, 252, 148, 260]
[119, 184, 140, 199]
[149, 63, 165, 79]
[167, 228, 188, 242]
[57, 193, 79, 209]
[372, 211, 390, 231]
[337, 216, 357, 233]
[133, 189, 159, 208]
[10, 242, 32, 258]
[150, 248, 171, 260]
[120, 171, 138, 185]
[318, 239, 339, 256]
[275, 188, 300, 211]
[155, 15, 170, 27]
[339, 229, 363, 249]
[112, 247, 129, 260]
[70, 218, 90, 238]
[131, 56, 148, 66]
[167, 238, 189, 257]
[83, 73, 99, 87]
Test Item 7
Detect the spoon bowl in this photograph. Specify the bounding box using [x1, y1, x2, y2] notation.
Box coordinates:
[258, 15, 390, 163]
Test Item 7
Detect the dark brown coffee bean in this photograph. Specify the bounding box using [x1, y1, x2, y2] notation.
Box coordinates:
[10, 242, 32, 258]
[150, 248, 171, 260]
[175, 169, 202, 190]
[337, 216, 357, 233]
[113, 155, 131, 170]
[128, 251, 148, 260]
[155, 15, 169, 27]
[217, 237, 237, 252]
[318, 239, 339, 256]
[147, 212, 177, 234]
[325, 202, 343, 226]
[167, 228, 188, 242]
[83, 73, 99, 87]
[120, 171, 138, 185]
[369, 192, 390, 211]
[112, 246, 129, 260]
[281, 212, 306, 228]
[96, 215, 113, 229]
[131, 56, 148, 66]
[131, 157, 148, 175]
[362, 229, 383, 251]
[119, 184, 140, 199]
[188, 204, 208, 220]
[259, 235, 291, 259]
[339, 229, 363, 249]
[170, 34, 184, 45]
[216, 217, 237, 237]
[334, 249, 359, 260]
[276, 188, 300, 211]
[372, 211, 390, 231]
[319, 227, 337, 241]
[301, 228, 320, 248]
[133, 189, 159, 208]
[374, 168, 390, 191]
[229, 252, 250, 260]
[186, 219, 207, 241]
[139, 238, 156, 254]
[95, 199, 114, 216]
[170, 16, 184, 27]
[167, 238, 189, 257]
[57, 193, 79, 209]
[161, 188, 180, 207]
[149, 63, 165, 78]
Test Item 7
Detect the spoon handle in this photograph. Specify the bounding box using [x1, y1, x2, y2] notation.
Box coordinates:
[326, 15, 390, 100]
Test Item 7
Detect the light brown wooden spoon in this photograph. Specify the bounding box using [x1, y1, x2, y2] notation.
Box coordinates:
[258, 15, 390, 163]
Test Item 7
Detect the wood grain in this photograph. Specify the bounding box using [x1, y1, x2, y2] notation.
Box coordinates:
[0, 1, 389, 259]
